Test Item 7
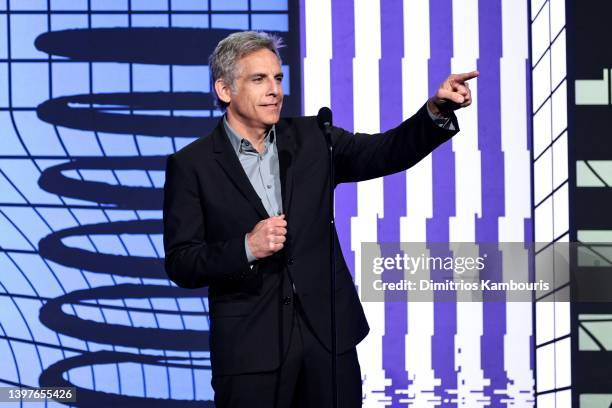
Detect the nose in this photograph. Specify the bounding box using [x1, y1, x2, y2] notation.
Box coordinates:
[267, 77, 281, 97]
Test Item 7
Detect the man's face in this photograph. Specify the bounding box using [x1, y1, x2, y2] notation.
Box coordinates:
[219, 48, 284, 132]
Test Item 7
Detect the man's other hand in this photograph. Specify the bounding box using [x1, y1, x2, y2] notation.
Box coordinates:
[428, 70, 479, 116]
[246, 214, 287, 259]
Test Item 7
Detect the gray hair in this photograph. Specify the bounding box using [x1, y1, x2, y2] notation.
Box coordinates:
[209, 31, 284, 110]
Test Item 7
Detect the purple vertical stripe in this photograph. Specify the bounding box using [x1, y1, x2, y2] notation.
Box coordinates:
[377, 0, 407, 404]
[427, 0, 458, 403]
[331, 0, 357, 280]
[525, 58, 534, 378]
[525, 58, 533, 244]
[525, 56, 534, 377]
[476, 0, 509, 405]
[525, 59, 533, 157]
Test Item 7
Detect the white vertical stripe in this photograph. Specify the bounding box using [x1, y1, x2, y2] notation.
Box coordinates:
[449, 0, 481, 242]
[399, 1, 437, 406]
[400, 0, 431, 242]
[500, 0, 535, 406]
[448, 1, 487, 405]
[401, 0, 432, 241]
[303, 0, 332, 115]
[352, 1, 386, 406]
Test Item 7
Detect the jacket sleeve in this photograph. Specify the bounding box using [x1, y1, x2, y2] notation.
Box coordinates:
[163, 153, 251, 288]
[331, 102, 459, 184]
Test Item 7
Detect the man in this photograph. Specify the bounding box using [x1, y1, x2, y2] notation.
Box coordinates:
[163, 31, 477, 407]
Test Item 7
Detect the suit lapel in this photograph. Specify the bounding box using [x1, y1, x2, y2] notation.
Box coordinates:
[212, 123, 268, 219]
[275, 119, 295, 217]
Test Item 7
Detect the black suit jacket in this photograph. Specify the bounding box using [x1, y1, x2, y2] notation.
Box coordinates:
[163, 103, 458, 375]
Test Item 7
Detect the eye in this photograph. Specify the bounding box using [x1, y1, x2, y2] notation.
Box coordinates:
[253, 76, 264, 83]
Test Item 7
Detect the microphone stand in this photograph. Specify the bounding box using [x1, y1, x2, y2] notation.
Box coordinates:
[322, 123, 338, 408]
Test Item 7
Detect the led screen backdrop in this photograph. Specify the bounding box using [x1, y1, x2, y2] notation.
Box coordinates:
[0, 0, 536, 406]
[302, 0, 533, 406]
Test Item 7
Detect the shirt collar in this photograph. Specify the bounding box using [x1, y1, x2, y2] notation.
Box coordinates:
[223, 115, 276, 155]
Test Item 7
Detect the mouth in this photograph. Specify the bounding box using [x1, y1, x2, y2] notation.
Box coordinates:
[260, 103, 280, 110]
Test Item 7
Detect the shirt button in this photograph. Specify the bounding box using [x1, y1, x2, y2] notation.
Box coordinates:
[287, 257, 294, 265]
[267, 184, 271, 189]
[282, 296, 292, 305]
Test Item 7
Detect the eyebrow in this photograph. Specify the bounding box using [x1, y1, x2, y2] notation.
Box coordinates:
[249, 72, 284, 79]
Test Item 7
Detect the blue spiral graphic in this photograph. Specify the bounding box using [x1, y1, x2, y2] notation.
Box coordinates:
[0, 1, 299, 406]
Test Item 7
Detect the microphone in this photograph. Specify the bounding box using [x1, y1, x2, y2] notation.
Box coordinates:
[317, 107, 333, 146]
[317, 105, 338, 408]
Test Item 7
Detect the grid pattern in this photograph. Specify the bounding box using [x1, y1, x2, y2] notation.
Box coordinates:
[0, 0, 293, 405]
[530, 0, 572, 406]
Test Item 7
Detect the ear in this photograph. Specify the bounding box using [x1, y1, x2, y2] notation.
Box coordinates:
[214, 79, 232, 105]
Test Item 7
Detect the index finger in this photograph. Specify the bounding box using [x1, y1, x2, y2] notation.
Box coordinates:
[453, 70, 479, 83]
